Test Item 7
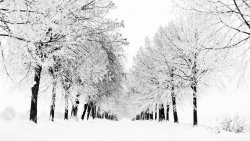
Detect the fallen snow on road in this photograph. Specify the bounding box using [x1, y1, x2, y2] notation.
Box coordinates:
[0, 119, 250, 141]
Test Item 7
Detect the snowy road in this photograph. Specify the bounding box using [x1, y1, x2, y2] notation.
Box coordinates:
[0, 119, 250, 141]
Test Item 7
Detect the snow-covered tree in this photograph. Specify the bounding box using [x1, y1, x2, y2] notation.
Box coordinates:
[127, 16, 224, 125]
[0, 0, 127, 123]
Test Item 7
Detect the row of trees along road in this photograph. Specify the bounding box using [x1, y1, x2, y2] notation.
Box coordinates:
[127, 16, 226, 126]
[128, 0, 250, 126]
[0, 0, 127, 123]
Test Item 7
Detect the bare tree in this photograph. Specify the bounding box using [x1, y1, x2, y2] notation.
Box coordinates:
[178, 0, 250, 50]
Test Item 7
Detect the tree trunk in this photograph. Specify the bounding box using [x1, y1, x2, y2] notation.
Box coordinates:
[95, 105, 98, 118]
[91, 104, 95, 119]
[150, 112, 153, 120]
[71, 104, 78, 118]
[159, 104, 165, 121]
[192, 53, 198, 126]
[64, 108, 68, 120]
[171, 85, 178, 123]
[81, 103, 88, 120]
[30, 65, 42, 123]
[105, 112, 109, 119]
[64, 93, 69, 120]
[192, 83, 198, 126]
[86, 103, 92, 120]
[146, 110, 149, 120]
[170, 68, 178, 123]
[166, 103, 169, 121]
[153, 104, 155, 120]
[49, 74, 57, 121]
[71, 95, 80, 119]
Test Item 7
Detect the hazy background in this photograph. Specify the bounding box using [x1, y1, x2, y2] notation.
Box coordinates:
[110, 0, 174, 70]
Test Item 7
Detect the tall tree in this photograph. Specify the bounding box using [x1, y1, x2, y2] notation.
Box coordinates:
[153, 18, 223, 126]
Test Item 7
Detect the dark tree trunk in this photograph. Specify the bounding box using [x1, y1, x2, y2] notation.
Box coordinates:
[146, 110, 149, 120]
[105, 112, 109, 119]
[95, 106, 97, 118]
[86, 103, 92, 120]
[170, 68, 178, 123]
[64, 109, 68, 120]
[171, 86, 178, 123]
[49, 73, 57, 121]
[81, 103, 88, 120]
[91, 104, 95, 119]
[159, 104, 165, 121]
[150, 112, 153, 120]
[71, 94, 80, 119]
[166, 104, 169, 121]
[192, 83, 198, 126]
[71, 103, 78, 118]
[192, 53, 198, 126]
[64, 94, 69, 120]
[155, 103, 157, 121]
[71, 105, 78, 117]
[30, 65, 42, 123]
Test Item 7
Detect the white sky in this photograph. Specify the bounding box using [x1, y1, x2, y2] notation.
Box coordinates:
[109, 0, 174, 70]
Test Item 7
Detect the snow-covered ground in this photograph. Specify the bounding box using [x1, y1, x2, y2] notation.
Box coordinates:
[0, 119, 250, 141]
[1, 76, 250, 141]
[1, 57, 250, 141]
